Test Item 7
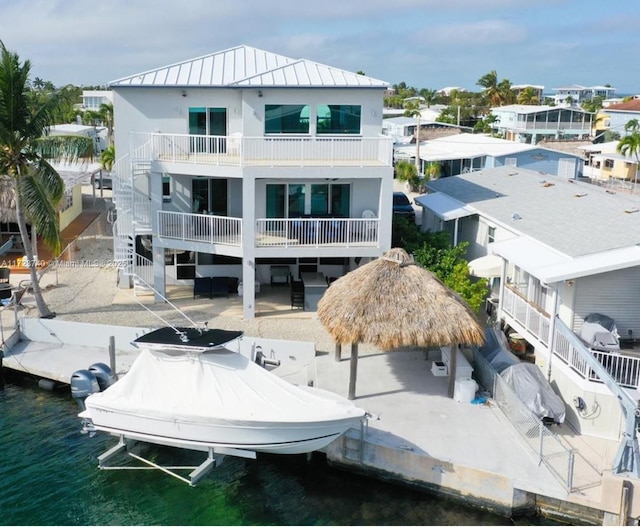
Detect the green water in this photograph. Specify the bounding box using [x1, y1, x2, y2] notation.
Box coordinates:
[0, 379, 554, 526]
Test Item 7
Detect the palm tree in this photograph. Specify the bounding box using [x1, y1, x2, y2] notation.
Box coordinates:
[477, 70, 501, 107]
[517, 87, 540, 105]
[100, 144, 115, 172]
[0, 41, 93, 318]
[617, 119, 640, 187]
[99, 102, 114, 146]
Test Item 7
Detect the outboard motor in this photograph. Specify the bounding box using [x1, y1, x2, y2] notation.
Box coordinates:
[89, 363, 116, 391]
[70, 369, 100, 411]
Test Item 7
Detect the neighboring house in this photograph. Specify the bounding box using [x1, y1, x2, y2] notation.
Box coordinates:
[578, 141, 639, 183]
[382, 117, 466, 145]
[437, 87, 465, 97]
[416, 166, 640, 443]
[394, 133, 583, 179]
[601, 99, 640, 137]
[551, 84, 616, 106]
[0, 161, 101, 252]
[81, 90, 113, 111]
[490, 105, 594, 144]
[54, 162, 103, 231]
[109, 45, 394, 319]
[49, 124, 108, 155]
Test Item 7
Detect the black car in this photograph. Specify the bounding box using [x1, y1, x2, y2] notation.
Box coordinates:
[393, 192, 416, 223]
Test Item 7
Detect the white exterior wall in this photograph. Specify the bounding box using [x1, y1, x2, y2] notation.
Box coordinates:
[113, 86, 385, 158]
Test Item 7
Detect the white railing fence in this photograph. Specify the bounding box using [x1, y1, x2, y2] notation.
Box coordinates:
[502, 287, 640, 389]
[157, 211, 242, 246]
[501, 287, 549, 345]
[132, 133, 393, 167]
[255, 218, 379, 247]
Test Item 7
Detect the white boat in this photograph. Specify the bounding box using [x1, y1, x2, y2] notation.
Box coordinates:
[79, 327, 367, 467]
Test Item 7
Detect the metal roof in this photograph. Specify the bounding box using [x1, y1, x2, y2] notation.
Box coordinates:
[426, 165, 640, 260]
[395, 133, 536, 162]
[110, 45, 388, 88]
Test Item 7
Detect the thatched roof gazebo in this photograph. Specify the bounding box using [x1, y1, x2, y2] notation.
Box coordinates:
[317, 248, 485, 400]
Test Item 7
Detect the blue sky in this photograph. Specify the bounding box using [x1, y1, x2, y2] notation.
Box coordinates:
[1, 0, 639, 94]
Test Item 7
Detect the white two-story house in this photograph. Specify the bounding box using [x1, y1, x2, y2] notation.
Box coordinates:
[109, 45, 394, 319]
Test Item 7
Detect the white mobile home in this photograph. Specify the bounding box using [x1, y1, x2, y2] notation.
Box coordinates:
[417, 166, 640, 444]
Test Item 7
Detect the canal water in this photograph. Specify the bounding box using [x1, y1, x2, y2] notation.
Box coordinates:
[0, 379, 557, 526]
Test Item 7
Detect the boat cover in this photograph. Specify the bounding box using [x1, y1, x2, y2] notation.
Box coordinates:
[85, 349, 366, 424]
[579, 313, 620, 352]
[476, 327, 565, 424]
[500, 363, 566, 424]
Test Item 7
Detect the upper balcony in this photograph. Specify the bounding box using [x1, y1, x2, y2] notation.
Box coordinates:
[156, 211, 380, 249]
[130, 133, 394, 168]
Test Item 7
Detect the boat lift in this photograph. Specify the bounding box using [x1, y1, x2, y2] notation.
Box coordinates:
[95, 434, 257, 486]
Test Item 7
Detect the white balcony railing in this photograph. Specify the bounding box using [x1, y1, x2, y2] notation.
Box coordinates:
[132, 133, 394, 168]
[255, 218, 379, 247]
[502, 287, 640, 389]
[502, 287, 550, 345]
[156, 211, 380, 248]
[157, 211, 242, 246]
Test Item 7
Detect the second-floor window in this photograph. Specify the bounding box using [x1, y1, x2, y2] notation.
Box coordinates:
[316, 105, 361, 134]
[265, 105, 310, 134]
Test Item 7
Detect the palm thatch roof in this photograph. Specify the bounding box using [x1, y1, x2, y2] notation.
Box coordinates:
[0, 175, 18, 223]
[317, 247, 485, 350]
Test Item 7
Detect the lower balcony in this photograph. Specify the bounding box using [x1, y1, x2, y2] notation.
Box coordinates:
[156, 211, 380, 249]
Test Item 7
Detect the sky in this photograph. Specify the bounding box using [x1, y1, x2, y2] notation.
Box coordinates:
[1, 0, 639, 94]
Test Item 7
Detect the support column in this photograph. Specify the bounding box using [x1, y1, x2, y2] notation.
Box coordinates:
[242, 174, 256, 319]
[149, 170, 165, 302]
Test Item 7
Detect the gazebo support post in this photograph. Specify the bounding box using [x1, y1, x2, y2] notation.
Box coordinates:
[348, 342, 359, 400]
[447, 343, 458, 398]
[334, 343, 342, 362]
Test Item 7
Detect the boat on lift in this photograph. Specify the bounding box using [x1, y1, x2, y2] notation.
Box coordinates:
[74, 326, 367, 484]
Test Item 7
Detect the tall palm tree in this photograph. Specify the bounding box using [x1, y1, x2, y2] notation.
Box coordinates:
[99, 102, 114, 146]
[477, 70, 501, 107]
[0, 41, 93, 318]
[517, 86, 540, 105]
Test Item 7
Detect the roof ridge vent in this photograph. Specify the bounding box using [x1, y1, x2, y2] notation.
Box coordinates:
[574, 192, 588, 198]
[624, 207, 639, 214]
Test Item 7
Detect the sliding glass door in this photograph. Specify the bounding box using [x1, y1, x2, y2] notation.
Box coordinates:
[188, 107, 227, 153]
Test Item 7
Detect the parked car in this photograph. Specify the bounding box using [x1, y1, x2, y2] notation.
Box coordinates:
[393, 192, 416, 223]
[93, 173, 113, 190]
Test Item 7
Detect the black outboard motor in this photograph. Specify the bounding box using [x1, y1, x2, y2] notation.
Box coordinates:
[70, 369, 100, 411]
[89, 363, 116, 391]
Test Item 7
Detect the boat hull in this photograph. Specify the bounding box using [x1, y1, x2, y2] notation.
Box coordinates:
[83, 407, 362, 455]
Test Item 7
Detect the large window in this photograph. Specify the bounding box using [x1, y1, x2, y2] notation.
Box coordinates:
[265, 105, 310, 134]
[316, 105, 361, 134]
[266, 183, 350, 217]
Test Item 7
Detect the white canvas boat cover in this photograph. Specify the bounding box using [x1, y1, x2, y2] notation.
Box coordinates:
[86, 349, 365, 425]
